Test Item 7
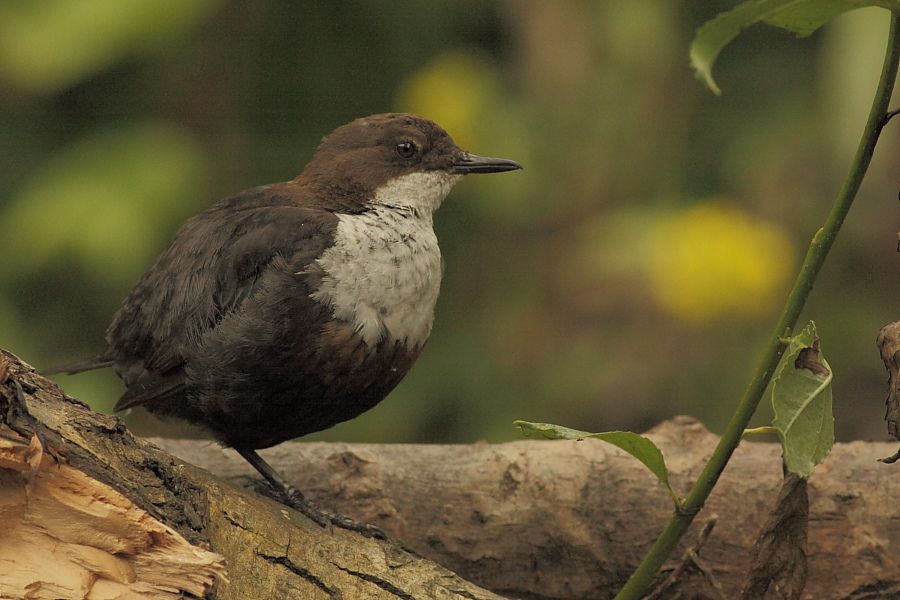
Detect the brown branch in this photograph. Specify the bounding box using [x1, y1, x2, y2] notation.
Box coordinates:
[3, 348, 900, 599]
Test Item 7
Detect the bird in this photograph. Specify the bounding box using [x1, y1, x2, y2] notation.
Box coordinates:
[45, 113, 521, 532]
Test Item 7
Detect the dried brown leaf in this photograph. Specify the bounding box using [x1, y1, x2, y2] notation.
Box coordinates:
[741, 473, 808, 599]
[876, 321, 900, 442]
[794, 339, 828, 377]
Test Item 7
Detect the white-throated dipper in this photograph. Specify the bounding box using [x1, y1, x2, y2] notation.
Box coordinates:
[46, 113, 521, 532]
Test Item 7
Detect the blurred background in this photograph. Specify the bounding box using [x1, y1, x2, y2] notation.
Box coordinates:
[1, 1, 898, 443]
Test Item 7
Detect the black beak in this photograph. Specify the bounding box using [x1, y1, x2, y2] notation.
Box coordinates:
[452, 152, 522, 174]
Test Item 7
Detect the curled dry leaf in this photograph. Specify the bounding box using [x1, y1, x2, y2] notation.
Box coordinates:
[741, 473, 809, 600]
[877, 321, 900, 441]
[794, 340, 829, 377]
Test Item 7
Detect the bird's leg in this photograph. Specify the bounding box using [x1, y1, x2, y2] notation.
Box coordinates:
[235, 447, 329, 527]
[235, 447, 389, 540]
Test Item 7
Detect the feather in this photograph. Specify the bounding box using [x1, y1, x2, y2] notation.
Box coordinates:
[41, 356, 113, 376]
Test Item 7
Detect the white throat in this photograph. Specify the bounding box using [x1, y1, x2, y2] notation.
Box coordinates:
[310, 171, 462, 349]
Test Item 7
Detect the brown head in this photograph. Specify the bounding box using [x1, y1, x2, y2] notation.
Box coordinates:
[296, 113, 521, 213]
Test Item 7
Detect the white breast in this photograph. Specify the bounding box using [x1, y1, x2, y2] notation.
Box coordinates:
[309, 171, 461, 349]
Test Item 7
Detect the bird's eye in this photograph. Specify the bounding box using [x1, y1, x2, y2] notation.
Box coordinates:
[396, 141, 417, 159]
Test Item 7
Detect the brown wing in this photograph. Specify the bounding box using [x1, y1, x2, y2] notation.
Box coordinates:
[108, 183, 336, 411]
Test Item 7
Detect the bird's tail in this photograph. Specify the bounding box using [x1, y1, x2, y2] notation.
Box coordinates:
[41, 356, 114, 376]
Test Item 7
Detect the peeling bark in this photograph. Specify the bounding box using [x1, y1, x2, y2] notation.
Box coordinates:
[0, 432, 225, 599]
[2, 349, 900, 599]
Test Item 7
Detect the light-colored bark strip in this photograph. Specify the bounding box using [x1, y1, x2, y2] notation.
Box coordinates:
[0, 432, 226, 599]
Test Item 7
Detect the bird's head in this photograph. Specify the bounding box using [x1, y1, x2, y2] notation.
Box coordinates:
[297, 113, 521, 214]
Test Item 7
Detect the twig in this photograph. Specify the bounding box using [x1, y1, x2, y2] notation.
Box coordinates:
[689, 550, 727, 599]
[645, 517, 725, 600]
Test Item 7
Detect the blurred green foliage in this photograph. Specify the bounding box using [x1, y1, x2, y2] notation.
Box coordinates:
[2, 123, 208, 283]
[1, 1, 897, 443]
[0, 0, 220, 92]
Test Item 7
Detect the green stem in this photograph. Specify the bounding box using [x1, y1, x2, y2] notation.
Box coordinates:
[615, 12, 900, 600]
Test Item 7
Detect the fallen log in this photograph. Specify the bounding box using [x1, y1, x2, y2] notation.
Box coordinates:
[2, 348, 898, 599]
[0, 350, 502, 600]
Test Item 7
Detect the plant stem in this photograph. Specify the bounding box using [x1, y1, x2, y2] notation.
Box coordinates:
[615, 12, 900, 600]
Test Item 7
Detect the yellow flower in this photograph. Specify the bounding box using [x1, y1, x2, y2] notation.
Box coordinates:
[646, 202, 793, 322]
[395, 51, 497, 149]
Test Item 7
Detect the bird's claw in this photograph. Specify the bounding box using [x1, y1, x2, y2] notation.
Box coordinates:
[325, 511, 389, 540]
[281, 487, 330, 528]
[278, 486, 388, 540]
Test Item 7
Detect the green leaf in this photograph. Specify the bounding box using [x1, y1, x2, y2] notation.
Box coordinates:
[690, 0, 900, 94]
[771, 322, 835, 478]
[514, 420, 679, 504]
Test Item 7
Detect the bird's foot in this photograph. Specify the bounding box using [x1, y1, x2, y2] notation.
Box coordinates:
[235, 447, 392, 542]
[278, 486, 329, 527]
[323, 508, 390, 541]
[277, 485, 389, 541]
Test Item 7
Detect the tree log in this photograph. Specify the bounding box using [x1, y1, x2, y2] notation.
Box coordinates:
[0, 350, 503, 600]
[2, 348, 899, 599]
